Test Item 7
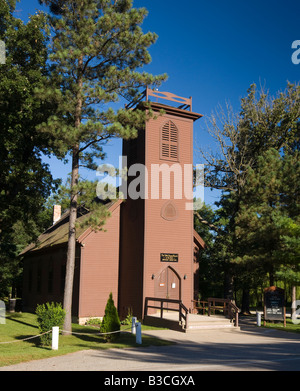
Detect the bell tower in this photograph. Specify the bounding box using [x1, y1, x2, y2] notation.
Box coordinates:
[118, 88, 203, 319]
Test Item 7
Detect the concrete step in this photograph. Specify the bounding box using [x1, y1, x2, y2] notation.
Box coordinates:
[184, 315, 239, 332]
[186, 323, 238, 332]
[144, 313, 240, 332]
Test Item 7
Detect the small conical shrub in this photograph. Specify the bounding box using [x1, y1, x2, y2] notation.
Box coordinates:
[100, 292, 120, 342]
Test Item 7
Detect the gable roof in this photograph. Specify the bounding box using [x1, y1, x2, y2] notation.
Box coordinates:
[193, 229, 205, 249]
[20, 200, 122, 256]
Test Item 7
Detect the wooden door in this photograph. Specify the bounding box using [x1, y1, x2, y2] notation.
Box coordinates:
[155, 267, 180, 301]
[167, 267, 180, 301]
[155, 268, 168, 299]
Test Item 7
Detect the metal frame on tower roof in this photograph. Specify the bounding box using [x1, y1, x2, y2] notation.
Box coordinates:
[125, 87, 192, 111]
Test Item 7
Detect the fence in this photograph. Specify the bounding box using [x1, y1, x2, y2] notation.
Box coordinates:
[0, 317, 142, 349]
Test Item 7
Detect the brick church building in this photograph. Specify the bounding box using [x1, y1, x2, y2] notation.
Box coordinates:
[21, 88, 205, 324]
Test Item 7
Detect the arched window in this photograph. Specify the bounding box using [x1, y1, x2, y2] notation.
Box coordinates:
[160, 120, 179, 162]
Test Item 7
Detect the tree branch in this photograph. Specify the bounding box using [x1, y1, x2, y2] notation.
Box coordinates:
[194, 211, 222, 233]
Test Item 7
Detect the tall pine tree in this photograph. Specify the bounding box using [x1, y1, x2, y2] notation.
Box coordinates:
[37, 0, 166, 332]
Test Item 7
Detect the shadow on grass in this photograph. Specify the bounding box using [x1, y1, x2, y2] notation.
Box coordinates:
[62, 330, 173, 351]
[7, 327, 173, 358]
[14, 334, 51, 349]
[6, 315, 39, 330]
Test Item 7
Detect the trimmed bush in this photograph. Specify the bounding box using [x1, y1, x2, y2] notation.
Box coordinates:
[121, 307, 133, 325]
[100, 293, 120, 341]
[36, 302, 66, 346]
[86, 317, 102, 327]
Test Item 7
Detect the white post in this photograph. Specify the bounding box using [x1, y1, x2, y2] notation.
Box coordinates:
[0, 300, 5, 324]
[131, 317, 137, 334]
[136, 322, 142, 345]
[256, 311, 261, 327]
[52, 326, 59, 350]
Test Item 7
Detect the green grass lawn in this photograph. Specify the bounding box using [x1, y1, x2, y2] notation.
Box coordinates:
[0, 312, 172, 368]
[262, 318, 300, 333]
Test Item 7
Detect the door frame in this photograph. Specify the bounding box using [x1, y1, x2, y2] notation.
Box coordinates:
[155, 266, 181, 301]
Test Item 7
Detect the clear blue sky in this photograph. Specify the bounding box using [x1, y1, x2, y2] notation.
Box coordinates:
[16, 0, 300, 206]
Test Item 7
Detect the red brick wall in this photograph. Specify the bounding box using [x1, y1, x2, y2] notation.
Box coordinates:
[143, 113, 195, 313]
[22, 246, 80, 317]
[119, 109, 198, 318]
[78, 204, 121, 319]
[193, 238, 200, 300]
[118, 131, 146, 319]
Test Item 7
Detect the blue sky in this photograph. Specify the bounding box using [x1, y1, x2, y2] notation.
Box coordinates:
[15, 0, 300, 207]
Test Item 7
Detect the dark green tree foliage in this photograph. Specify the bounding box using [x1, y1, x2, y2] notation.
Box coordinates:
[201, 83, 300, 194]
[274, 218, 300, 287]
[100, 292, 120, 341]
[36, 0, 166, 332]
[0, 0, 59, 297]
[235, 149, 300, 286]
[198, 83, 300, 307]
[194, 204, 224, 299]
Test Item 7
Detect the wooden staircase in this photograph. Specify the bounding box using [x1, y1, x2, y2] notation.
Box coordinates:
[143, 297, 240, 333]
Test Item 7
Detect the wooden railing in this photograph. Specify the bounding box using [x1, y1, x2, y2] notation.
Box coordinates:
[144, 297, 189, 329]
[192, 298, 240, 327]
[228, 300, 240, 327]
[208, 298, 229, 316]
[191, 299, 208, 315]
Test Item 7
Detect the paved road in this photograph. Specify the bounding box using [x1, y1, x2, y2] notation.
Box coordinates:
[1, 320, 300, 372]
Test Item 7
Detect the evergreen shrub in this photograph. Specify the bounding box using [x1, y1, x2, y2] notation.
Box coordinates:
[100, 293, 120, 342]
[36, 302, 66, 346]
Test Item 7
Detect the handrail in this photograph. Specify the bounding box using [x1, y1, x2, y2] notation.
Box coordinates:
[208, 297, 229, 317]
[228, 301, 240, 327]
[179, 301, 189, 329]
[144, 297, 189, 329]
[191, 299, 208, 315]
[144, 297, 239, 329]
[206, 297, 239, 327]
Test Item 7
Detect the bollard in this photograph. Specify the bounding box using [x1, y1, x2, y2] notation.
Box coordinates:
[256, 311, 261, 327]
[9, 298, 16, 313]
[131, 317, 137, 335]
[52, 326, 59, 350]
[136, 322, 142, 345]
[0, 300, 5, 324]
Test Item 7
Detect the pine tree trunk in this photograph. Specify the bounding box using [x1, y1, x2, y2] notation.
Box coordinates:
[62, 55, 83, 334]
[224, 271, 234, 300]
[269, 264, 275, 287]
[62, 146, 79, 334]
[241, 289, 250, 315]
